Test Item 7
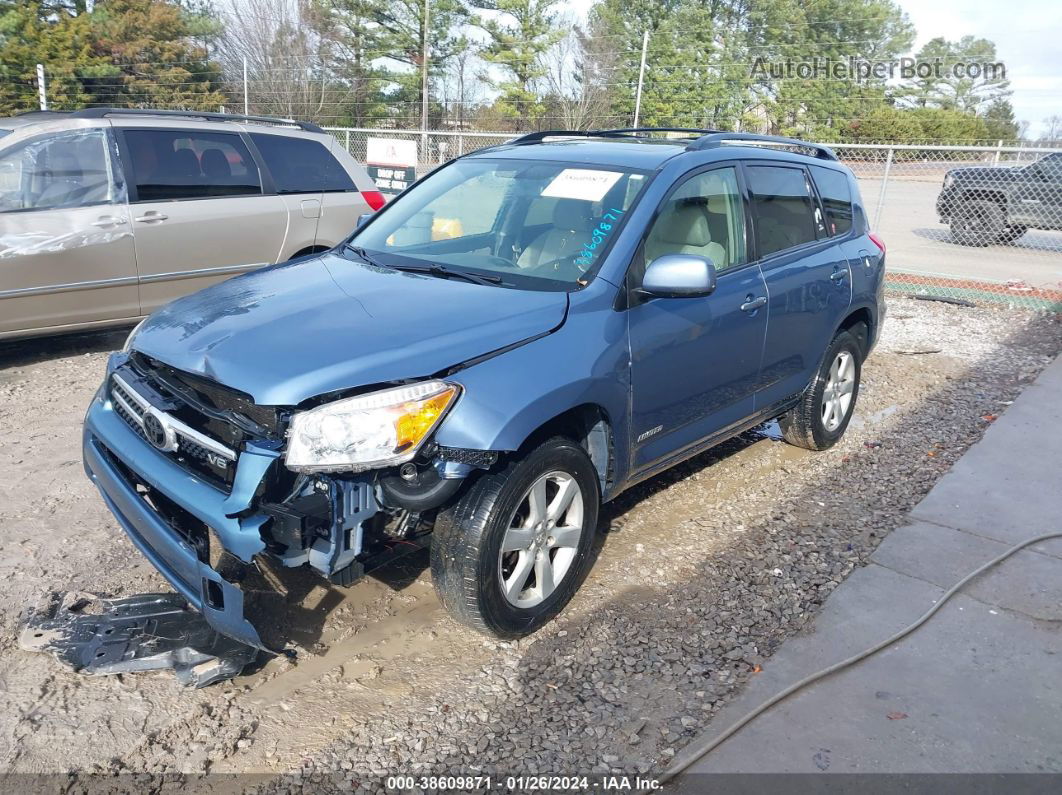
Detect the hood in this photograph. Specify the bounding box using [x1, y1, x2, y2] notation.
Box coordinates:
[949, 166, 1018, 182]
[131, 253, 568, 405]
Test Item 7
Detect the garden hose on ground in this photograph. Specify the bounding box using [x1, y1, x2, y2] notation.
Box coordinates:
[658, 530, 1062, 788]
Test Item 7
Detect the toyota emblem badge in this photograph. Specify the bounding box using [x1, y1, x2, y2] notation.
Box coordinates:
[142, 411, 169, 451]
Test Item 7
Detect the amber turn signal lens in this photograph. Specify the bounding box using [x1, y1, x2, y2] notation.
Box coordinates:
[394, 386, 458, 451]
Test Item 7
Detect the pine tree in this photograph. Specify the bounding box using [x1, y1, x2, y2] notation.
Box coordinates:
[470, 0, 564, 124]
[0, 1, 101, 114]
[0, 0, 225, 115]
[901, 35, 1010, 114]
[981, 98, 1019, 142]
[87, 0, 226, 110]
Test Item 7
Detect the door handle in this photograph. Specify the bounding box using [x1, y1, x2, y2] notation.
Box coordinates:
[134, 212, 168, 223]
[830, 269, 847, 281]
[740, 296, 767, 312]
[91, 215, 123, 228]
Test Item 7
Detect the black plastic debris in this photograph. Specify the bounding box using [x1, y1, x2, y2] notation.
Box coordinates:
[19, 591, 258, 688]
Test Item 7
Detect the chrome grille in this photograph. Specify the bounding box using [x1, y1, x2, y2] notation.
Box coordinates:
[109, 371, 237, 487]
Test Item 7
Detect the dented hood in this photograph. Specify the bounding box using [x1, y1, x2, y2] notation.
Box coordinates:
[132, 253, 568, 405]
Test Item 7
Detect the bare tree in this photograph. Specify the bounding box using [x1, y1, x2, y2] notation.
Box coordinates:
[1041, 115, 1062, 145]
[540, 16, 616, 130]
[215, 0, 351, 123]
[437, 35, 482, 129]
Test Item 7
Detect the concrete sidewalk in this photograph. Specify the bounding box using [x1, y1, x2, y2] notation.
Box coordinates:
[673, 355, 1062, 786]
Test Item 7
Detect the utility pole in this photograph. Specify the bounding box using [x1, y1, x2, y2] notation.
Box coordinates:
[36, 64, 47, 111]
[421, 0, 430, 166]
[242, 57, 249, 115]
[633, 31, 649, 128]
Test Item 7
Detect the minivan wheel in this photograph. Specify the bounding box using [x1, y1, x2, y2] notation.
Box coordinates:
[949, 200, 1004, 246]
[430, 437, 599, 638]
[779, 330, 862, 451]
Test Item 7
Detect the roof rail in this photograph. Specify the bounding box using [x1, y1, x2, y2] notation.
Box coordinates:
[687, 132, 837, 161]
[594, 127, 721, 137]
[15, 110, 72, 117]
[506, 130, 593, 145]
[67, 107, 325, 133]
[507, 127, 722, 145]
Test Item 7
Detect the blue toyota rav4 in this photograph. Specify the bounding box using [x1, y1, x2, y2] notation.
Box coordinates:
[83, 128, 886, 648]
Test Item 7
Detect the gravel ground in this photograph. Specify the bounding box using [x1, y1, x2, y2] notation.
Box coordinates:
[0, 298, 1058, 787]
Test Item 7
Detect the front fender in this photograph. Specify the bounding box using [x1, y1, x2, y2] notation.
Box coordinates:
[435, 282, 632, 486]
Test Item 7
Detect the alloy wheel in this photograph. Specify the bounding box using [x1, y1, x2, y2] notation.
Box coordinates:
[821, 350, 855, 432]
[498, 471, 585, 608]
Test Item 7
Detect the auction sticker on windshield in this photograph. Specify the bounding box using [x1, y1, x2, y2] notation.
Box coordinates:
[541, 169, 622, 202]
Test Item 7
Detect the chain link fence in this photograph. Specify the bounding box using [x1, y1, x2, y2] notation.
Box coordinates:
[832, 142, 1062, 312]
[326, 128, 1062, 312]
[324, 127, 514, 168]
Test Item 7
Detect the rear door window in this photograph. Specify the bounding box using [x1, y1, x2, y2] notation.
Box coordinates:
[746, 165, 821, 257]
[124, 129, 262, 202]
[810, 165, 854, 237]
[250, 134, 355, 194]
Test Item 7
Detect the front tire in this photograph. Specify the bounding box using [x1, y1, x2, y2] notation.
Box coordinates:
[949, 200, 1004, 246]
[430, 437, 600, 638]
[780, 330, 862, 451]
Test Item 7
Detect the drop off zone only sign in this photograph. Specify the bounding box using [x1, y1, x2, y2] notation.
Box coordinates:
[366, 138, 418, 195]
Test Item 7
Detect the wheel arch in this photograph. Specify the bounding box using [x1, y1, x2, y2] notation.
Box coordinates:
[287, 244, 331, 261]
[517, 403, 616, 496]
[836, 305, 874, 361]
[956, 189, 1008, 213]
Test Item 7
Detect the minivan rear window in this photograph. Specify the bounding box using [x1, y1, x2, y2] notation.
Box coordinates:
[810, 165, 853, 236]
[746, 165, 819, 257]
[250, 134, 355, 194]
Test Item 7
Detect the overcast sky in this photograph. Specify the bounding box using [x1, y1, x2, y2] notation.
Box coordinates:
[566, 0, 1061, 136]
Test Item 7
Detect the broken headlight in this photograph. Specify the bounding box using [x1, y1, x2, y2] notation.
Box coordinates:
[285, 381, 459, 473]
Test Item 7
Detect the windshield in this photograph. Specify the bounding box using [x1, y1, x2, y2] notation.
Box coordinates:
[349, 158, 649, 290]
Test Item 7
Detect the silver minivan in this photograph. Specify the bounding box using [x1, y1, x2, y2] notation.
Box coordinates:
[0, 108, 384, 341]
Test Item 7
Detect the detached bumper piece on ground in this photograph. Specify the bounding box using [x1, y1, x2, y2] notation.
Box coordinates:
[18, 591, 258, 688]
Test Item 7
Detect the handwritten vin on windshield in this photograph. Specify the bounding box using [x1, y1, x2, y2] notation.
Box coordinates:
[576, 208, 624, 268]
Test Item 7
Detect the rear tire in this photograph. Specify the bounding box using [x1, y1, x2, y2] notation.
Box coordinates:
[430, 437, 599, 639]
[996, 225, 1027, 244]
[780, 330, 862, 451]
[949, 200, 1004, 246]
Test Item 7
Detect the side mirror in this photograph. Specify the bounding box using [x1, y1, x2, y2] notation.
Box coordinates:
[638, 254, 718, 299]
[356, 212, 373, 227]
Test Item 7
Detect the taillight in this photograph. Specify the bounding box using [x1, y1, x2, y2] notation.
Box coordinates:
[869, 232, 886, 256]
[361, 190, 385, 211]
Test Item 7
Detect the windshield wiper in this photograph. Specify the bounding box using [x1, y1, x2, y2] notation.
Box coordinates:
[390, 262, 504, 286]
[343, 246, 502, 286]
[342, 244, 384, 268]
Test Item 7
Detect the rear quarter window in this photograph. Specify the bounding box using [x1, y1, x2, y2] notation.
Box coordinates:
[250, 134, 355, 194]
[810, 165, 853, 236]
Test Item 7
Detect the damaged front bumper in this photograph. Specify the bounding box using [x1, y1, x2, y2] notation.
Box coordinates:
[83, 357, 381, 650]
[83, 353, 489, 652]
[85, 393, 278, 649]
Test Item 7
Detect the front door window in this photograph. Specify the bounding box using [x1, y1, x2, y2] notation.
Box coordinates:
[0, 129, 115, 213]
